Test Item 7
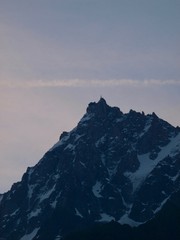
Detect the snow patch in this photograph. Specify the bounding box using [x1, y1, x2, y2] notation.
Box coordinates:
[64, 143, 75, 151]
[20, 228, 39, 240]
[101, 153, 106, 166]
[119, 213, 143, 227]
[139, 117, 152, 137]
[79, 161, 86, 168]
[97, 213, 115, 222]
[74, 134, 85, 142]
[53, 174, 60, 180]
[75, 208, 83, 218]
[116, 117, 124, 123]
[125, 133, 180, 192]
[171, 171, 180, 181]
[39, 185, 56, 202]
[125, 153, 155, 192]
[28, 167, 34, 177]
[10, 208, 19, 217]
[159, 133, 180, 158]
[51, 199, 58, 208]
[0, 194, 3, 204]
[51, 192, 61, 208]
[55, 235, 63, 240]
[108, 196, 115, 200]
[95, 135, 106, 147]
[92, 181, 102, 198]
[28, 208, 41, 219]
[28, 184, 37, 199]
[153, 196, 170, 214]
[169, 133, 180, 157]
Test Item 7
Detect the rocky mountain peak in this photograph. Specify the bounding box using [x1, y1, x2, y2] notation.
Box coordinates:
[87, 97, 109, 114]
[86, 97, 122, 119]
[0, 99, 180, 240]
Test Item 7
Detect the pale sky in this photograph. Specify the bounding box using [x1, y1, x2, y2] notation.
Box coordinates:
[0, 0, 180, 193]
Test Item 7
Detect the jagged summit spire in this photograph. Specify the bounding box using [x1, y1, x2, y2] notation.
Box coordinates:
[86, 97, 110, 116]
[86, 98, 122, 119]
[98, 96, 107, 104]
[97, 96, 108, 109]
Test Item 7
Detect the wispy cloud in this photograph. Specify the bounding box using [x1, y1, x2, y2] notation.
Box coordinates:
[0, 79, 180, 88]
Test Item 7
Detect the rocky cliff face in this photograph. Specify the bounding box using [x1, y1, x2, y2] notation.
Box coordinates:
[0, 98, 180, 240]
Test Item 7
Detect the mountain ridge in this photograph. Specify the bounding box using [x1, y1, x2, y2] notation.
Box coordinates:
[0, 98, 180, 239]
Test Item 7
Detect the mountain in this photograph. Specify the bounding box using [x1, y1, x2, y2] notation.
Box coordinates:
[0, 98, 180, 240]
